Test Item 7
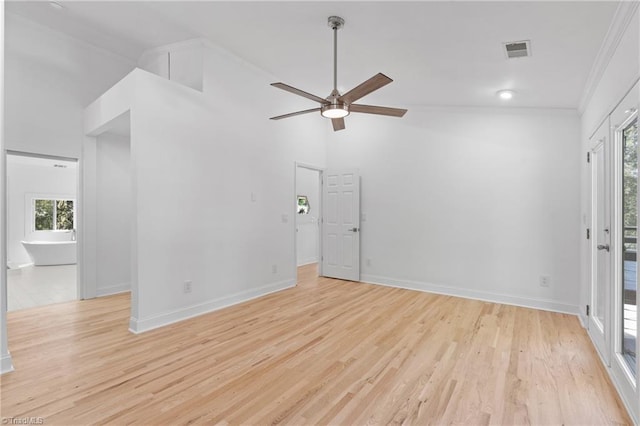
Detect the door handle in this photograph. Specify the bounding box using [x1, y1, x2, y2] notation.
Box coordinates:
[597, 244, 610, 252]
[349, 227, 359, 233]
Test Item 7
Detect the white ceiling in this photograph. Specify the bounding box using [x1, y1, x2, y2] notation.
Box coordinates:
[6, 1, 620, 109]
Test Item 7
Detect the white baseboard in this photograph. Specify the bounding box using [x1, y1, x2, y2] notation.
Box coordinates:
[1, 353, 14, 375]
[297, 258, 318, 267]
[96, 282, 131, 297]
[129, 279, 295, 334]
[585, 329, 639, 424]
[361, 274, 579, 315]
[6, 261, 33, 269]
[577, 314, 588, 329]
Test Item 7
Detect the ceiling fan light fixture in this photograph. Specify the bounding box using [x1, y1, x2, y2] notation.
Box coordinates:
[321, 104, 350, 119]
[269, 16, 407, 130]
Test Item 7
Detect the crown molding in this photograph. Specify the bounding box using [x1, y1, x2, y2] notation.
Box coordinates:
[578, 1, 639, 114]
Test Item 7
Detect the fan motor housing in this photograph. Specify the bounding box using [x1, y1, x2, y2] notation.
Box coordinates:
[328, 16, 344, 30]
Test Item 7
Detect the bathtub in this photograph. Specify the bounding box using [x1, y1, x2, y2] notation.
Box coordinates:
[21, 240, 77, 266]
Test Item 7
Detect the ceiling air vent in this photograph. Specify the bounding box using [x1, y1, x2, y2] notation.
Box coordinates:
[503, 40, 531, 59]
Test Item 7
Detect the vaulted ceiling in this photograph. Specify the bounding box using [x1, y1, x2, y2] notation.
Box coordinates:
[5, 1, 619, 109]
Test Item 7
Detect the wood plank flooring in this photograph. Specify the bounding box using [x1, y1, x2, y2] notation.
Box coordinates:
[0, 264, 632, 425]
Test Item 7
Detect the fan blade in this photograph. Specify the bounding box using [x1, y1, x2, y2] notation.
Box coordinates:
[271, 83, 329, 104]
[270, 108, 321, 120]
[331, 117, 346, 131]
[350, 104, 407, 117]
[339, 73, 393, 104]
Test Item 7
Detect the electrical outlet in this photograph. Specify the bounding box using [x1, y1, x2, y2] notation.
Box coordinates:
[539, 275, 551, 287]
[366, 258, 372, 267]
[281, 214, 289, 223]
[183, 280, 192, 293]
[272, 264, 278, 274]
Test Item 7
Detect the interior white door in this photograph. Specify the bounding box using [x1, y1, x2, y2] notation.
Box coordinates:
[322, 169, 360, 281]
[590, 120, 612, 365]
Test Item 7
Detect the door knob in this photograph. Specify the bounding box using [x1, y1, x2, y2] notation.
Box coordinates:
[349, 227, 359, 232]
[597, 244, 610, 252]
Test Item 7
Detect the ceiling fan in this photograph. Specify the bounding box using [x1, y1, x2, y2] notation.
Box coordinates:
[270, 16, 407, 132]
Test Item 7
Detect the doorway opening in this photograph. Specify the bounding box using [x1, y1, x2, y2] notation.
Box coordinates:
[6, 151, 79, 311]
[294, 163, 323, 283]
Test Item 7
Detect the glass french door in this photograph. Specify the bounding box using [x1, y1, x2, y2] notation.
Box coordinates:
[619, 113, 638, 379]
[590, 82, 639, 421]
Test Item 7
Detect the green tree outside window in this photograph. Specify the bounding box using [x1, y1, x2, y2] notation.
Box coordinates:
[34, 199, 74, 231]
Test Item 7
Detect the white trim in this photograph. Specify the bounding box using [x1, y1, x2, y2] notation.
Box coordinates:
[1, 353, 14, 375]
[96, 283, 131, 297]
[587, 330, 639, 424]
[297, 258, 319, 267]
[578, 313, 588, 329]
[361, 274, 579, 315]
[6, 262, 33, 270]
[128, 279, 294, 334]
[578, 1, 640, 115]
[1, 5, 12, 377]
[79, 136, 97, 300]
[293, 162, 325, 285]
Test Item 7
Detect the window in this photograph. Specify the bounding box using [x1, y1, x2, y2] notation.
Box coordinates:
[297, 195, 310, 214]
[621, 118, 637, 377]
[34, 199, 74, 231]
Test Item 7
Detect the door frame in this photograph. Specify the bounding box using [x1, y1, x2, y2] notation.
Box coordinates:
[589, 130, 612, 365]
[608, 100, 639, 413]
[4, 149, 82, 303]
[586, 80, 639, 421]
[293, 162, 324, 285]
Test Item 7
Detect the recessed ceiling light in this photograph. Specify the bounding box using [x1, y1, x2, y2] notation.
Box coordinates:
[497, 90, 515, 100]
[49, 1, 65, 10]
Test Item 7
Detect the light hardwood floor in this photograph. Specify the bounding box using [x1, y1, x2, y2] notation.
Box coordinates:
[1, 264, 631, 425]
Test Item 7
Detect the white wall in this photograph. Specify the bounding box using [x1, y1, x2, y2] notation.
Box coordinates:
[128, 47, 327, 331]
[1, 1, 14, 375]
[2, 12, 134, 373]
[296, 167, 320, 266]
[6, 157, 77, 266]
[4, 13, 134, 158]
[96, 133, 131, 296]
[84, 40, 328, 332]
[327, 106, 581, 313]
[138, 39, 204, 92]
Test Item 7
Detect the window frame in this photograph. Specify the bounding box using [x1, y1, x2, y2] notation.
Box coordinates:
[30, 196, 76, 232]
